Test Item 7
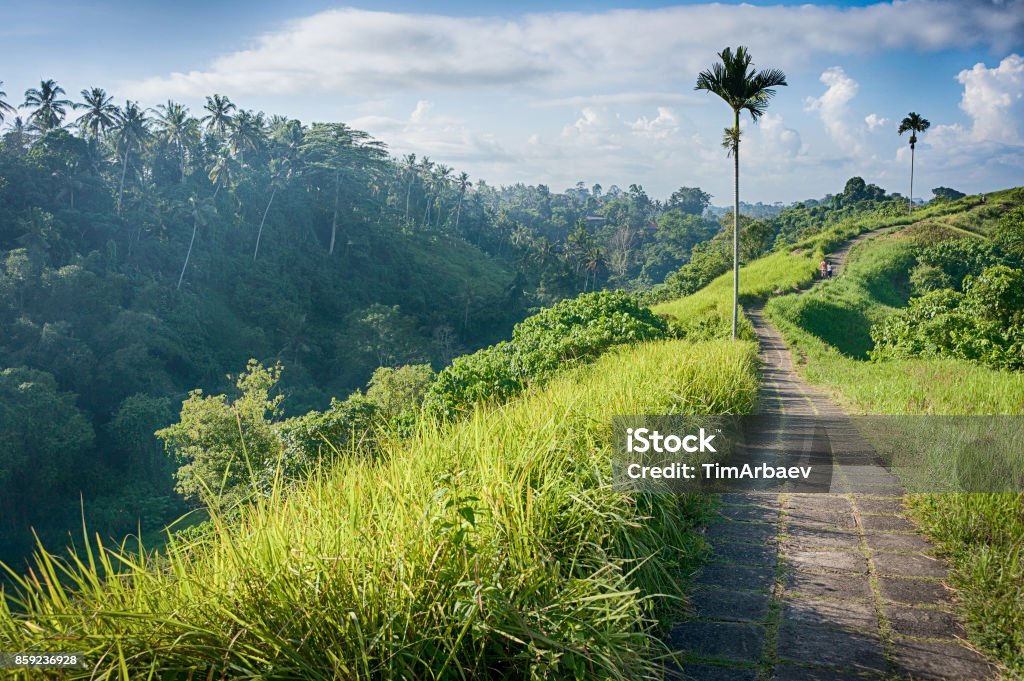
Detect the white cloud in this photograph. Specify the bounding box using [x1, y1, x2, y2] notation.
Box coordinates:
[955, 53, 1024, 144]
[804, 66, 863, 154]
[121, 3, 1024, 100]
[351, 100, 514, 163]
[865, 113, 889, 131]
[630, 107, 679, 139]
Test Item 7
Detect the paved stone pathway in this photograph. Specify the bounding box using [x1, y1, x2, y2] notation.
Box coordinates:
[669, 232, 999, 680]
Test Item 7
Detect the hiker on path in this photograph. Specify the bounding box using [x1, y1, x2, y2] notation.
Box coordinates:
[819, 259, 828, 279]
[826, 261, 833, 279]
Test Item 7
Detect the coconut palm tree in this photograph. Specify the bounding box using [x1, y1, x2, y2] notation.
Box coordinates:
[23, 79, 73, 131]
[253, 158, 290, 261]
[112, 101, 152, 215]
[898, 112, 930, 214]
[177, 194, 216, 289]
[74, 87, 118, 142]
[201, 94, 236, 137]
[454, 171, 471, 234]
[155, 101, 199, 182]
[0, 81, 15, 125]
[695, 46, 786, 340]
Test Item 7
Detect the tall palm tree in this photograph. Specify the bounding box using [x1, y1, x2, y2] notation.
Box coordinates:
[253, 159, 290, 261]
[112, 101, 152, 215]
[201, 94, 235, 137]
[155, 101, 199, 182]
[177, 195, 216, 290]
[898, 112, 930, 214]
[0, 81, 15, 125]
[454, 171, 471, 234]
[695, 46, 787, 340]
[74, 87, 118, 142]
[227, 109, 266, 165]
[23, 79, 73, 131]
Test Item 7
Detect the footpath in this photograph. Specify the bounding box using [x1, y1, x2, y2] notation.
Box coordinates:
[670, 231, 999, 680]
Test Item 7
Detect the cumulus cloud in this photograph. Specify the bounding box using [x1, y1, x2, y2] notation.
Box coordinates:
[630, 107, 680, 139]
[955, 53, 1024, 144]
[121, 3, 1024, 100]
[805, 67, 863, 154]
[350, 100, 513, 163]
[865, 113, 889, 131]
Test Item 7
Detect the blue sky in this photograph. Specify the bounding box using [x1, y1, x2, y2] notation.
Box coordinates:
[3, 0, 1023, 203]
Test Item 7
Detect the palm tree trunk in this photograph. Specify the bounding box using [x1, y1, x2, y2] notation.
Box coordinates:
[177, 218, 198, 290]
[253, 187, 276, 260]
[732, 109, 740, 341]
[455, 194, 464, 233]
[908, 144, 915, 214]
[329, 171, 340, 255]
[405, 176, 413, 225]
[117, 150, 129, 216]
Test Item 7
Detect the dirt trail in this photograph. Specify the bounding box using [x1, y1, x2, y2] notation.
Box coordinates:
[670, 228, 998, 680]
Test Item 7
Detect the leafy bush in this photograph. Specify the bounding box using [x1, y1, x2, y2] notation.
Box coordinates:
[424, 291, 670, 418]
[871, 266, 1024, 370]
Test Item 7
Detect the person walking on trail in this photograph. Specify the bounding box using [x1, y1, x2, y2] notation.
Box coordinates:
[826, 261, 833, 279]
[819, 259, 828, 279]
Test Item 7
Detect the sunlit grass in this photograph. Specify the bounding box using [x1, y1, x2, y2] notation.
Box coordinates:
[0, 339, 758, 679]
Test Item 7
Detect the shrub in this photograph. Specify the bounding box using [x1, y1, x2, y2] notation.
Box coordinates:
[424, 291, 670, 418]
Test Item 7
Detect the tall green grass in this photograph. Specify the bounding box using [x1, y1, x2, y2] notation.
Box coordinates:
[652, 251, 819, 339]
[0, 339, 758, 680]
[765, 220, 1024, 674]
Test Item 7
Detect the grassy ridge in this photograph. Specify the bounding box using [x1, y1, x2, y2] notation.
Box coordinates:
[0, 339, 758, 679]
[652, 250, 819, 339]
[764, 219, 1024, 674]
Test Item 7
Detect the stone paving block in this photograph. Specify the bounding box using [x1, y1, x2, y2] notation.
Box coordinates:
[859, 514, 917, 532]
[783, 525, 862, 550]
[873, 552, 947, 578]
[892, 637, 995, 679]
[673, 662, 758, 681]
[774, 663, 885, 681]
[845, 484, 905, 496]
[670, 620, 765, 663]
[717, 503, 780, 523]
[710, 540, 778, 568]
[719, 492, 781, 507]
[786, 549, 868, 574]
[705, 519, 777, 545]
[786, 570, 873, 601]
[863, 532, 933, 553]
[695, 562, 776, 592]
[786, 508, 858, 530]
[786, 494, 853, 511]
[782, 596, 879, 631]
[777, 621, 888, 674]
[884, 604, 965, 640]
[876, 576, 952, 607]
[854, 497, 905, 514]
[689, 588, 770, 623]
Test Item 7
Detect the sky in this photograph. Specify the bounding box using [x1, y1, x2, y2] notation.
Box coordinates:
[2, 0, 1023, 204]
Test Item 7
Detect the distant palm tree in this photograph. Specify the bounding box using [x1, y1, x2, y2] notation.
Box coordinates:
[898, 112, 930, 214]
[0, 81, 15, 125]
[23, 79, 73, 131]
[454, 171, 471, 234]
[201, 94, 236, 137]
[112, 101, 152, 215]
[155, 101, 199, 182]
[177, 195, 216, 289]
[75, 87, 119, 142]
[227, 109, 266, 165]
[695, 46, 787, 340]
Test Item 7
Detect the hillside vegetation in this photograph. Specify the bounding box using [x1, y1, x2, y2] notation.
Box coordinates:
[0, 337, 758, 679]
